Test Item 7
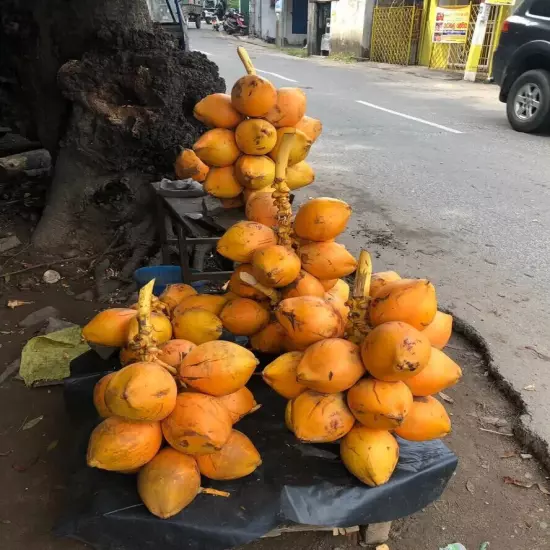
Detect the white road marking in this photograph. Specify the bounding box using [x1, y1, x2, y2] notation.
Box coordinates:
[356, 100, 463, 134]
[256, 69, 298, 83]
[195, 50, 213, 56]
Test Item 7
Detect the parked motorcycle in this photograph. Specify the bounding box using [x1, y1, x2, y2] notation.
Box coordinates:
[222, 9, 247, 35]
[202, 8, 215, 24]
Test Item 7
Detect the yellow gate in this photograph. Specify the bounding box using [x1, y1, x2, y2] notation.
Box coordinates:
[370, 0, 424, 66]
[428, 0, 512, 74]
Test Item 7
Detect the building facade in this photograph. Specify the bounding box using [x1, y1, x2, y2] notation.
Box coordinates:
[249, 0, 309, 46]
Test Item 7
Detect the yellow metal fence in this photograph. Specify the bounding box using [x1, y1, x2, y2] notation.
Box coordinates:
[370, 3, 423, 66]
[429, 2, 503, 74]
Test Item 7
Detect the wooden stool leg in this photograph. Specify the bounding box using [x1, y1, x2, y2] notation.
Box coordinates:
[358, 522, 392, 547]
[176, 225, 193, 284]
[155, 194, 170, 264]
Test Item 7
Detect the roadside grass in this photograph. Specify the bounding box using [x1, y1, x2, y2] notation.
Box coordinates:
[284, 47, 308, 58]
[329, 52, 356, 63]
[282, 49, 357, 63]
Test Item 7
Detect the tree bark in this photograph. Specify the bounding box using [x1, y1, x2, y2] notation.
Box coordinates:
[1, 0, 151, 151]
[0, 133, 41, 156]
[1, 0, 225, 251]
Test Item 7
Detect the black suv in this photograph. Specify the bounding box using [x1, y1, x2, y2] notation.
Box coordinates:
[493, 0, 550, 132]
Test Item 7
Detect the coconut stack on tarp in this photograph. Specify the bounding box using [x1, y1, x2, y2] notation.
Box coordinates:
[75, 45, 461, 531]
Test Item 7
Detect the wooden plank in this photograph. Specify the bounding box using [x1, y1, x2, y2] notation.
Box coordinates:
[359, 522, 392, 546]
[0, 148, 51, 179]
[263, 524, 359, 538]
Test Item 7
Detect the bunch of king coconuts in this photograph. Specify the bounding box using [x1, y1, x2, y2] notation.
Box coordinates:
[81, 47, 462, 520]
[175, 46, 320, 209]
[85, 279, 263, 519]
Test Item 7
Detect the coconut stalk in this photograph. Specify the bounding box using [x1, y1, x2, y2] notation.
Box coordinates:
[128, 279, 177, 375]
[273, 131, 296, 249]
[239, 271, 281, 306]
[200, 487, 231, 498]
[237, 46, 256, 75]
[346, 250, 372, 345]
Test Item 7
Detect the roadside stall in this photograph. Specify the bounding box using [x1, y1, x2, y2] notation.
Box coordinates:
[56, 47, 461, 550]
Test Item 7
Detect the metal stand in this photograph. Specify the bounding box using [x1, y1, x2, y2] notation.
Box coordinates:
[152, 181, 236, 284]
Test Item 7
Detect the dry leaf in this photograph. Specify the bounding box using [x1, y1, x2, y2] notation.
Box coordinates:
[12, 455, 39, 472]
[480, 416, 509, 429]
[504, 476, 533, 488]
[466, 480, 475, 494]
[523, 384, 536, 391]
[21, 415, 43, 431]
[7, 300, 33, 309]
[439, 392, 454, 404]
[503, 476, 550, 495]
[500, 452, 516, 459]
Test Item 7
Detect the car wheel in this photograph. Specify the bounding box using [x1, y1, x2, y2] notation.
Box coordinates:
[506, 69, 550, 133]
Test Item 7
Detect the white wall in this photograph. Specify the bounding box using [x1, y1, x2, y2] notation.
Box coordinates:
[254, 0, 277, 42]
[330, 0, 369, 56]
[253, 0, 307, 46]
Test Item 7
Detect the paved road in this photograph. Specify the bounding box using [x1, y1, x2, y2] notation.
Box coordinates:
[190, 29, 550, 465]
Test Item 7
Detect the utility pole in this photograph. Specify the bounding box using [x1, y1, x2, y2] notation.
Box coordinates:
[275, 0, 283, 48]
[249, 0, 256, 36]
[464, 1, 490, 82]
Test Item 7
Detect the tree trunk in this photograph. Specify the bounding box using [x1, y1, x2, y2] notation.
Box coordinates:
[0, 0, 225, 251]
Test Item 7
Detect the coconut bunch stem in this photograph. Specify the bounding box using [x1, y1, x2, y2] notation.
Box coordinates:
[239, 271, 281, 305]
[273, 131, 296, 249]
[200, 487, 231, 497]
[150, 295, 169, 316]
[129, 279, 177, 375]
[237, 46, 256, 75]
[346, 250, 372, 345]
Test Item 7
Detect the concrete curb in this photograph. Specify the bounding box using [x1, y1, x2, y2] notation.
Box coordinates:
[218, 32, 275, 50]
[444, 308, 550, 471]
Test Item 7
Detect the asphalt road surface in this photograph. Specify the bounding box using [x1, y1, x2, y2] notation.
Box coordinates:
[190, 29, 550, 465]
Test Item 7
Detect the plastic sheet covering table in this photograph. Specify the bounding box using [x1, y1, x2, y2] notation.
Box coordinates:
[56, 351, 458, 550]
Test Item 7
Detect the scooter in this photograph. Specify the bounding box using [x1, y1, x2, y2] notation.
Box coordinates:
[202, 8, 215, 24]
[222, 9, 247, 35]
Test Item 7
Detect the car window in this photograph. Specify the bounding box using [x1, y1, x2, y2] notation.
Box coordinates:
[529, 0, 550, 18]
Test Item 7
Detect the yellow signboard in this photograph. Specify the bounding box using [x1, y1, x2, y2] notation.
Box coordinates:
[486, 0, 516, 5]
[432, 6, 471, 44]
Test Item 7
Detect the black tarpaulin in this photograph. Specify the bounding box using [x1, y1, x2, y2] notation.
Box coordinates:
[56, 351, 458, 550]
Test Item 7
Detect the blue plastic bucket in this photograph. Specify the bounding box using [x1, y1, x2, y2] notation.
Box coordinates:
[133, 266, 208, 295]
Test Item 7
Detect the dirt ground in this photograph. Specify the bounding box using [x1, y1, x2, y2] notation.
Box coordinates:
[0, 279, 549, 550]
